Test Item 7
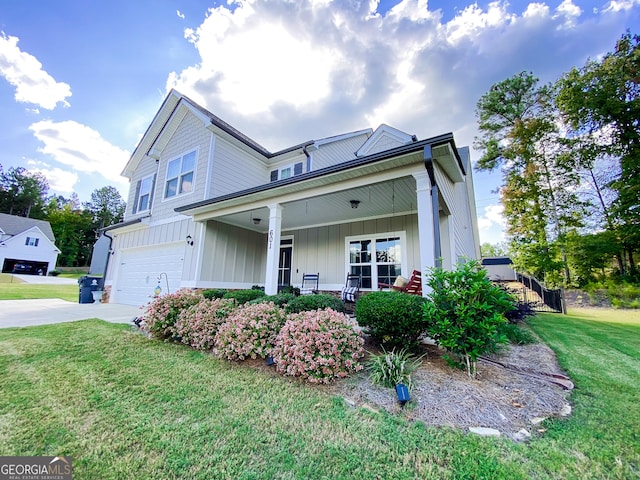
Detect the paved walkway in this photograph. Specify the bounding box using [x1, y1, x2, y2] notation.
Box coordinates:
[0, 299, 141, 328]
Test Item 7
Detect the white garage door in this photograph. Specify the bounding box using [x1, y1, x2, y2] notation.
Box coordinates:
[112, 244, 185, 306]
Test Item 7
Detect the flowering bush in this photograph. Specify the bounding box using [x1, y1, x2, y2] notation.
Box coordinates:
[272, 308, 365, 384]
[175, 298, 237, 350]
[214, 302, 285, 361]
[141, 289, 204, 340]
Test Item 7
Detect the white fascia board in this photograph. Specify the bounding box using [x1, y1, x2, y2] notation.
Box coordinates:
[356, 124, 414, 157]
[307, 128, 373, 152]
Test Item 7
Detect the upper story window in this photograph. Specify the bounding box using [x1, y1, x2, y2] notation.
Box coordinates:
[132, 174, 156, 214]
[165, 150, 196, 198]
[25, 236, 39, 247]
[270, 162, 303, 182]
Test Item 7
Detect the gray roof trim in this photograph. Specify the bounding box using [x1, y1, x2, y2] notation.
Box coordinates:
[176, 132, 458, 213]
[101, 217, 144, 232]
[0, 213, 56, 241]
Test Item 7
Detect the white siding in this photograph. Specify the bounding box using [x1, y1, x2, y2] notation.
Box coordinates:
[362, 133, 406, 156]
[311, 134, 368, 170]
[211, 137, 270, 196]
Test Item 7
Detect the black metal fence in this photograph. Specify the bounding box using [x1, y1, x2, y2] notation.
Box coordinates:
[516, 273, 565, 313]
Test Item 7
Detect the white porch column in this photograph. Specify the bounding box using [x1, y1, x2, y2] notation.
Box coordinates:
[413, 171, 435, 295]
[264, 203, 283, 295]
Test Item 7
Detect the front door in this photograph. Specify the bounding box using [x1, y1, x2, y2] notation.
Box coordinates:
[278, 238, 293, 288]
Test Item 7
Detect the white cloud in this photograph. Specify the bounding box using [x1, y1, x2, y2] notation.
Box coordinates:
[28, 120, 130, 188]
[0, 32, 72, 110]
[26, 160, 78, 194]
[477, 203, 506, 244]
[177, 10, 185, 19]
[604, 0, 640, 13]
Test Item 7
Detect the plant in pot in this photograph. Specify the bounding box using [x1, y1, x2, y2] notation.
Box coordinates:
[367, 348, 424, 405]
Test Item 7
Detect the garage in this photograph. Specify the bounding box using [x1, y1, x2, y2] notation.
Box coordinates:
[111, 243, 185, 306]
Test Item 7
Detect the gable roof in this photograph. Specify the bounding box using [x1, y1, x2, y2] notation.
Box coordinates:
[0, 213, 56, 242]
[355, 124, 416, 157]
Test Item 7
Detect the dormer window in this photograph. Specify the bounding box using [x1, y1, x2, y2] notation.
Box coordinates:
[165, 150, 196, 198]
[270, 162, 303, 182]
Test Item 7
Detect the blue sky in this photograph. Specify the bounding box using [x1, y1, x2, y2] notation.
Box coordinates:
[1, 0, 638, 244]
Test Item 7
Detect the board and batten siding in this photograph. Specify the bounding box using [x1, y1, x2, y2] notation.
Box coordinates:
[284, 214, 420, 290]
[311, 134, 368, 170]
[199, 220, 266, 286]
[210, 137, 269, 197]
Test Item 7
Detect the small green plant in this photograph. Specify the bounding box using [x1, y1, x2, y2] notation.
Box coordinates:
[499, 323, 538, 345]
[279, 285, 301, 296]
[202, 288, 228, 300]
[355, 291, 427, 350]
[223, 288, 266, 305]
[284, 293, 345, 313]
[367, 348, 424, 390]
[423, 261, 513, 378]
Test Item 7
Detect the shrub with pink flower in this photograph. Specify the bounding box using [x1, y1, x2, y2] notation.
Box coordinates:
[214, 302, 284, 361]
[175, 298, 237, 350]
[272, 308, 365, 384]
[141, 289, 203, 340]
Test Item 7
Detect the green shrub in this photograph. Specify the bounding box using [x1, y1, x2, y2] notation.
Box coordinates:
[355, 291, 427, 350]
[279, 285, 300, 296]
[250, 293, 297, 308]
[499, 323, 538, 345]
[423, 261, 513, 378]
[285, 294, 345, 314]
[202, 289, 227, 300]
[367, 348, 424, 390]
[141, 289, 204, 340]
[223, 289, 266, 305]
[48, 270, 61, 277]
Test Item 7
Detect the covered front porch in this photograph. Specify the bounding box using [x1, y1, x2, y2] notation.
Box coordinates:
[178, 142, 464, 296]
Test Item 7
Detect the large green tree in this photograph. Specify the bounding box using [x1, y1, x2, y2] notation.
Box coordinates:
[83, 186, 125, 230]
[0, 165, 49, 218]
[46, 195, 94, 267]
[474, 72, 584, 284]
[556, 31, 640, 277]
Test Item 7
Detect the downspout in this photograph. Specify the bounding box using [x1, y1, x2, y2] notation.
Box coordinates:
[101, 229, 114, 291]
[302, 142, 313, 173]
[424, 145, 442, 269]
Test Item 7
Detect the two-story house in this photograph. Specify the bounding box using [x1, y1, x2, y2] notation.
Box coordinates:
[101, 90, 480, 307]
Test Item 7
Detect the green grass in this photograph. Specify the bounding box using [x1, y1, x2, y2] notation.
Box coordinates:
[0, 283, 78, 301]
[0, 309, 638, 479]
[0, 273, 24, 284]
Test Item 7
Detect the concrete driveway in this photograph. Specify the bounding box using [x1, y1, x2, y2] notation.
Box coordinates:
[0, 299, 142, 328]
[10, 273, 78, 285]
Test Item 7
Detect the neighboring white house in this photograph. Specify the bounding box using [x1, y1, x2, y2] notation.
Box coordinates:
[102, 90, 481, 307]
[0, 213, 60, 275]
[482, 257, 517, 281]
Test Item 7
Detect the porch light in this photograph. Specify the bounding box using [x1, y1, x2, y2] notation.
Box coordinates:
[186, 234, 194, 246]
[350, 200, 360, 209]
[253, 218, 262, 225]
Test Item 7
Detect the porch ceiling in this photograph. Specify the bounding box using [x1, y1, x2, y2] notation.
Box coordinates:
[215, 176, 419, 233]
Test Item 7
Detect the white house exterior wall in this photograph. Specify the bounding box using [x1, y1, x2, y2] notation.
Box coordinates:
[284, 214, 420, 291]
[0, 227, 58, 273]
[311, 134, 367, 170]
[197, 220, 266, 287]
[363, 133, 407, 156]
[212, 137, 271, 194]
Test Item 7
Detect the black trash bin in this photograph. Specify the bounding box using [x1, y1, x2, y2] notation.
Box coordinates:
[78, 275, 103, 304]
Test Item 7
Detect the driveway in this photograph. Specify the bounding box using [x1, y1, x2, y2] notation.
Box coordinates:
[0, 299, 142, 328]
[10, 274, 78, 285]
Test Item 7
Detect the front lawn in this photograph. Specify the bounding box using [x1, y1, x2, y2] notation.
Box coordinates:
[0, 282, 78, 301]
[0, 309, 638, 479]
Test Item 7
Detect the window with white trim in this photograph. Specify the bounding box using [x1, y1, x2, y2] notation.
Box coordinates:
[270, 162, 303, 182]
[346, 233, 405, 289]
[165, 150, 196, 198]
[25, 236, 39, 247]
[136, 175, 153, 212]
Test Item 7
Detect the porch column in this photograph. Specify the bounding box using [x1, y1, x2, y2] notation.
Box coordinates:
[264, 203, 283, 295]
[413, 171, 436, 295]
